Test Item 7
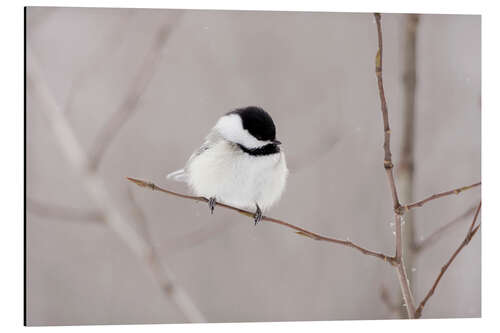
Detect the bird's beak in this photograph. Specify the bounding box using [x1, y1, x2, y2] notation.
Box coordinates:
[272, 140, 282, 145]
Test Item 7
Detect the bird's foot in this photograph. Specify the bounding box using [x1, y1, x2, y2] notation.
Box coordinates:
[208, 197, 216, 214]
[254, 204, 262, 225]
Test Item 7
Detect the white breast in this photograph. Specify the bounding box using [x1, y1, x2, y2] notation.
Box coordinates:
[186, 140, 288, 211]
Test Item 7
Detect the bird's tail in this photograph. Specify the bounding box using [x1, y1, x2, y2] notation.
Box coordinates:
[166, 169, 187, 182]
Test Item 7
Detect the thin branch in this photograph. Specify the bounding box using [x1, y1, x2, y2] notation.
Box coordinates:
[415, 202, 481, 318]
[28, 54, 206, 323]
[27, 197, 103, 223]
[394, 252, 415, 318]
[414, 205, 477, 253]
[374, 13, 401, 213]
[401, 182, 481, 212]
[126, 177, 396, 264]
[87, 18, 180, 169]
[374, 13, 416, 319]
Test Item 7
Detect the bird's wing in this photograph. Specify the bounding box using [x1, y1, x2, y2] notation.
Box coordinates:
[187, 130, 222, 162]
[167, 130, 222, 182]
[166, 168, 187, 181]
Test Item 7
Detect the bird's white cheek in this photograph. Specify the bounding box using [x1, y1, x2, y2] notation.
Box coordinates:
[214, 114, 270, 149]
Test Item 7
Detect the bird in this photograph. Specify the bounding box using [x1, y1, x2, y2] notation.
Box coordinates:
[167, 106, 288, 225]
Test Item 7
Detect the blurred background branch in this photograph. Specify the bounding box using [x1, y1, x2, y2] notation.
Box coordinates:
[64, 9, 134, 117]
[27, 16, 207, 321]
[396, 13, 419, 319]
[415, 202, 481, 318]
[87, 16, 181, 170]
[27, 190, 236, 257]
[414, 205, 477, 253]
[26, 197, 103, 223]
[379, 285, 401, 314]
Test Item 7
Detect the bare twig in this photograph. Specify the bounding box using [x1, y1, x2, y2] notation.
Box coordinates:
[28, 54, 206, 323]
[414, 205, 477, 253]
[87, 19, 179, 169]
[126, 177, 396, 264]
[374, 13, 416, 318]
[374, 14, 400, 212]
[27, 197, 103, 223]
[415, 202, 481, 318]
[401, 182, 481, 212]
[394, 255, 415, 318]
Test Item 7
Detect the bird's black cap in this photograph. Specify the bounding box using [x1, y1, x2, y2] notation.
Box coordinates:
[227, 106, 276, 142]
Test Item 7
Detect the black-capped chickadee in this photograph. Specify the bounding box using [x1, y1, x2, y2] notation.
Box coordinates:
[167, 106, 288, 225]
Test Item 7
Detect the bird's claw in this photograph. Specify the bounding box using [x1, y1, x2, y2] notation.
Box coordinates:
[208, 197, 216, 214]
[254, 204, 262, 225]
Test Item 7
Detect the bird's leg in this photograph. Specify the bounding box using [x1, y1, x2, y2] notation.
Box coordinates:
[208, 197, 217, 214]
[254, 204, 262, 225]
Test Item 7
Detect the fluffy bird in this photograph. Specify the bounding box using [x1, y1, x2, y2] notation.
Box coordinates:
[167, 106, 288, 224]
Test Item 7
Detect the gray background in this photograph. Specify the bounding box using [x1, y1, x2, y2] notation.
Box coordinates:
[26, 7, 481, 325]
